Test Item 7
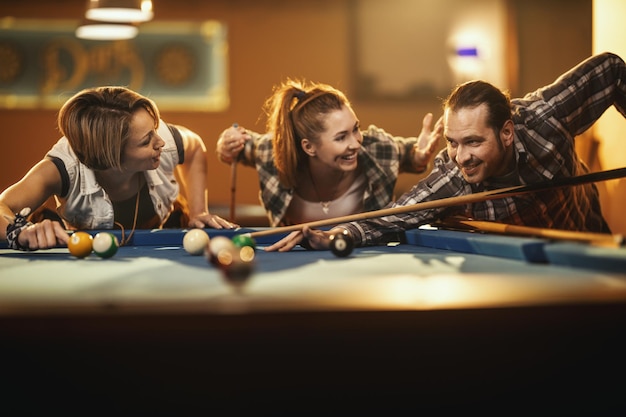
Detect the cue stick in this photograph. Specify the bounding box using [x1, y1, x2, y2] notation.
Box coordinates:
[246, 166, 626, 239]
[229, 123, 239, 222]
[437, 217, 625, 248]
[230, 161, 237, 222]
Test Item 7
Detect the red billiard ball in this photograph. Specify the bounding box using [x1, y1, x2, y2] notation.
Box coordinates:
[329, 230, 354, 258]
[68, 231, 93, 258]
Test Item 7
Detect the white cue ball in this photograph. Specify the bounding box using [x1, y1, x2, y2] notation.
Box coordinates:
[183, 228, 210, 256]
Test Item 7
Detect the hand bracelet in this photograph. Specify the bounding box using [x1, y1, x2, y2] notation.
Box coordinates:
[6, 207, 33, 251]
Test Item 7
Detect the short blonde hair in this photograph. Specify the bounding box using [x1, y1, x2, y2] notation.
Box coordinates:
[57, 86, 160, 170]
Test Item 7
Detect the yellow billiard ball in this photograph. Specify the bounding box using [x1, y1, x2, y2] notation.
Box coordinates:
[68, 231, 93, 258]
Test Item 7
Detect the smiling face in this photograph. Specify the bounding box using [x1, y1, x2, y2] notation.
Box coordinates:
[302, 105, 363, 173]
[444, 103, 514, 184]
[120, 107, 165, 172]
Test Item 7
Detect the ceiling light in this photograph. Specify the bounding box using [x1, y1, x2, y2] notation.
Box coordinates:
[76, 20, 139, 40]
[85, 0, 154, 23]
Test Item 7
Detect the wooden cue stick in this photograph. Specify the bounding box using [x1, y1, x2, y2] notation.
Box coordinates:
[229, 123, 239, 222]
[246, 166, 626, 239]
[229, 161, 237, 222]
[438, 217, 625, 247]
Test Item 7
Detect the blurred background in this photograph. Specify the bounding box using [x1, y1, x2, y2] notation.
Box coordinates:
[1, 0, 625, 233]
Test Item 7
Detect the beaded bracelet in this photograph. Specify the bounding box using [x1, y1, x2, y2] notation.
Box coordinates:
[5, 207, 33, 251]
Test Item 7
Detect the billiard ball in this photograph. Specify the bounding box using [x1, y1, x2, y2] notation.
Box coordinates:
[206, 235, 235, 266]
[183, 228, 210, 256]
[231, 234, 256, 249]
[238, 245, 256, 263]
[329, 230, 354, 258]
[92, 232, 119, 259]
[68, 231, 93, 258]
[218, 246, 255, 291]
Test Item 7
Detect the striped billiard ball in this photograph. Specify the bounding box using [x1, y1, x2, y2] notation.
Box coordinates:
[92, 232, 119, 259]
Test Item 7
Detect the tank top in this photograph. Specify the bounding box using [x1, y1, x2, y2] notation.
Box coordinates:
[285, 175, 366, 224]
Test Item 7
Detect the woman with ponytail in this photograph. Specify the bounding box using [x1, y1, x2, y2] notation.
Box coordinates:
[216, 79, 442, 227]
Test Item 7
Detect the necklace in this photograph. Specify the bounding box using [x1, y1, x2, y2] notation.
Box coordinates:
[114, 174, 141, 246]
[308, 169, 342, 215]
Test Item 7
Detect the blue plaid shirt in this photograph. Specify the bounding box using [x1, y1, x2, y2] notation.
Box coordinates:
[342, 52, 624, 246]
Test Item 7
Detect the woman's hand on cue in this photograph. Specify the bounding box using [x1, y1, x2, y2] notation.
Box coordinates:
[216, 125, 250, 164]
[264, 226, 334, 252]
[264, 230, 304, 252]
[302, 226, 335, 250]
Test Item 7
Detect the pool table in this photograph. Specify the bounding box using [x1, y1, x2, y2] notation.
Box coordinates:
[1, 227, 625, 415]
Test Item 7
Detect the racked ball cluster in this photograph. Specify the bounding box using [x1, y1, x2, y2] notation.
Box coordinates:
[68, 231, 118, 259]
[204, 234, 256, 291]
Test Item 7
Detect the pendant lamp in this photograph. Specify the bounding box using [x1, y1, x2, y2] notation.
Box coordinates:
[76, 19, 139, 40]
[85, 0, 154, 23]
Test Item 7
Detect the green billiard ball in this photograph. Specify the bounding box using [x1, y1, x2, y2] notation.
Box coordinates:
[231, 234, 256, 249]
[92, 232, 119, 259]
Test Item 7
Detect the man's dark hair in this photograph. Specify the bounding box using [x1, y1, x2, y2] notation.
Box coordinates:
[443, 80, 513, 133]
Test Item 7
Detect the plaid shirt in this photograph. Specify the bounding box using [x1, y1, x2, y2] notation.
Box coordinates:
[243, 126, 426, 226]
[342, 52, 625, 246]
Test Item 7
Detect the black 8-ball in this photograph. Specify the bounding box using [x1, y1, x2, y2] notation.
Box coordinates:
[329, 230, 354, 257]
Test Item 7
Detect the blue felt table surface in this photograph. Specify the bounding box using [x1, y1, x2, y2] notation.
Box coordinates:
[1, 227, 625, 317]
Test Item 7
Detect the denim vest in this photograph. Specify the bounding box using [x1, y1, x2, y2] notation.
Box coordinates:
[46, 121, 182, 230]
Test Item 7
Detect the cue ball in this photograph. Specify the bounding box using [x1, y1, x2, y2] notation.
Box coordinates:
[68, 231, 93, 258]
[329, 230, 354, 258]
[92, 232, 119, 259]
[183, 228, 210, 255]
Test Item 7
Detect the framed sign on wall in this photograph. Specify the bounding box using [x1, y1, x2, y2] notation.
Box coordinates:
[0, 18, 229, 111]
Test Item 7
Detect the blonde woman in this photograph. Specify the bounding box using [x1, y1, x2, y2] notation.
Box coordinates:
[1, 86, 235, 251]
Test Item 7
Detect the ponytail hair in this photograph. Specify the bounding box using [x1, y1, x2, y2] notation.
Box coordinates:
[263, 79, 350, 188]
